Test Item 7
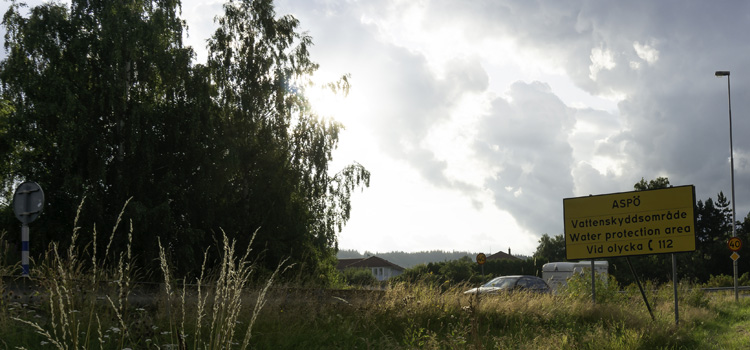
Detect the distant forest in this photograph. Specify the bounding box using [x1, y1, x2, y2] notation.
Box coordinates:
[337, 249, 532, 268]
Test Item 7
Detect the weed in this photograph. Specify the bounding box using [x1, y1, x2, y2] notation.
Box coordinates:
[2, 202, 750, 348]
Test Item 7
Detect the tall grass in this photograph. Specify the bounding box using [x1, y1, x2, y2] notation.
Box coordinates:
[156, 229, 291, 350]
[2, 200, 288, 349]
[243, 276, 741, 349]
[0, 200, 748, 349]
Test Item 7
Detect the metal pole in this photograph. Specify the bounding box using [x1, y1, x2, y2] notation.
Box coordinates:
[672, 253, 679, 325]
[591, 260, 596, 304]
[626, 257, 655, 321]
[716, 70, 739, 302]
[21, 224, 29, 277]
[728, 75, 739, 303]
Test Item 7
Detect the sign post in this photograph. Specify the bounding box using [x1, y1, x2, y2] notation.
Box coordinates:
[564, 186, 696, 260]
[12, 181, 45, 277]
[728, 237, 742, 300]
[728, 237, 742, 252]
[563, 186, 696, 325]
[476, 253, 486, 278]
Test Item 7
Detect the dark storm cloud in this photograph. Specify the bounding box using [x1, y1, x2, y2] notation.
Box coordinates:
[279, 0, 750, 236]
[421, 0, 750, 229]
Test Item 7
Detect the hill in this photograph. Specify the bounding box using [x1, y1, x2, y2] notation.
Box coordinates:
[337, 249, 531, 268]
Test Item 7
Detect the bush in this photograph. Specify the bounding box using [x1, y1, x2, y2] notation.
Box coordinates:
[342, 268, 378, 286]
[562, 270, 622, 303]
[704, 273, 750, 288]
[438, 257, 476, 283]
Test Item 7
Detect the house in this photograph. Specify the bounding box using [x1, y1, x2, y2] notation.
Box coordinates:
[337, 256, 405, 281]
[486, 248, 521, 261]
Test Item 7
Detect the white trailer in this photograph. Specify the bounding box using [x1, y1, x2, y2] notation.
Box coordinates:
[542, 261, 608, 291]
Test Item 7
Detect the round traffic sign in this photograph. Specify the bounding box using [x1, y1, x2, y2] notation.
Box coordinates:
[476, 253, 487, 265]
[728, 237, 743, 252]
[13, 181, 45, 224]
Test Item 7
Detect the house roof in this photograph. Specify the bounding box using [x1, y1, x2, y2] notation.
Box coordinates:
[337, 256, 405, 271]
[486, 251, 520, 261]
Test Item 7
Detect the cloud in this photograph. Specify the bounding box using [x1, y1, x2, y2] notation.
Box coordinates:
[474, 81, 575, 235]
[589, 46, 616, 81]
[7, 0, 750, 253]
[633, 41, 659, 65]
[418, 0, 750, 215]
[280, 0, 750, 240]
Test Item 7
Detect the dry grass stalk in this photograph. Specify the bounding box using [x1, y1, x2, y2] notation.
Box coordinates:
[103, 197, 132, 264]
[192, 249, 210, 350]
[96, 314, 104, 350]
[11, 197, 134, 349]
[154, 228, 289, 349]
[91, 223, 97, 285]
[206, 230, 255, 349]
[240, 256, 292, 350]
[13, 241, 82, 349]
[10, 200, 292, 349]
[157, 236, 176, 345]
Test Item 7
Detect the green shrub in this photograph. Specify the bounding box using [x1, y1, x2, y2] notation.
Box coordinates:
[562, 270, 622, 303]
[704, 273, 750, 288]
[342, 267, 378, 286]
[704, 274, 734, 287]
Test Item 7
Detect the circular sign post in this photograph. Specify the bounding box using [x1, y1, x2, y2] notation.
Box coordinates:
[476, 253, 487, 279]
[12, 181, 45, 277]
[476, 253, 487, 265]
[728, 237, 743, 252]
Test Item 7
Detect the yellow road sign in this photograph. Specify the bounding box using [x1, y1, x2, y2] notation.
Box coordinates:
[564, 186, 696, 260]
[728, 237, 742, 252]
[476, 253, 486, 265]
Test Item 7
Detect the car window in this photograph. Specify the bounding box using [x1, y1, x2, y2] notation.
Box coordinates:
[484, 277, 518, 288]
[528, 278, 548, 290]
[516, 278, 531, 288]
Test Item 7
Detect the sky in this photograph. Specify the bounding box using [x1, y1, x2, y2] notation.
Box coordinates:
[3, 0, 750, 257]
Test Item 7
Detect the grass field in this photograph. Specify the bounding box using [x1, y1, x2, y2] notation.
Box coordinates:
[3, 276, 750, 349]
[1, 209, 750, 349]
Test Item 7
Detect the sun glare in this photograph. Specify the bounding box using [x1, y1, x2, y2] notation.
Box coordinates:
[306, 78, 353, 126]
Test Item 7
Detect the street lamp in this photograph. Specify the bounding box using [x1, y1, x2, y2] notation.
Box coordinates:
[715, 70, 738, 302]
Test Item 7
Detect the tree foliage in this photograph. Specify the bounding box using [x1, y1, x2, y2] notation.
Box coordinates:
[341, 268, 377, 287]
[533, 233, 566, 263]
[633, 176, 670, 191]
[393, 256, 541, 287]
[0, 0, 368, 281]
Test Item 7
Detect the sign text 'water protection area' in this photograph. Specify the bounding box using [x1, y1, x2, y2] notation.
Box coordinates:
[564, 186, 696, 260]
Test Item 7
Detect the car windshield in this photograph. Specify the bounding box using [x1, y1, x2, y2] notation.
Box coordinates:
[483, 277, 519, 289]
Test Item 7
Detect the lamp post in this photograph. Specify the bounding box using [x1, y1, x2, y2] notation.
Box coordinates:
[715, 70, 738, 302]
